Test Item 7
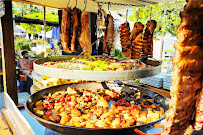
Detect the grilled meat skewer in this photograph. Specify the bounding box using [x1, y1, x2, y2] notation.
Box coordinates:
[161, 0, 203, 134]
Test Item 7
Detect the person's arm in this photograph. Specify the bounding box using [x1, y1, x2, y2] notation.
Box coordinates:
[19, 59, 29, 70]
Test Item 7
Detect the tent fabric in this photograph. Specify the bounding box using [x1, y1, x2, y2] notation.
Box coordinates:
[50, 27, 60, 49]
[13, 0, 173, 12]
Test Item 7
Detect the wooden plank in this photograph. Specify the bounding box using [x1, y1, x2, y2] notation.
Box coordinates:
[145, 85, 170, 98]
[0, 1, 18, 105]
[91, 13, 97, 55]
[0, 110, 12, 135]
[3, 93, 35, 135]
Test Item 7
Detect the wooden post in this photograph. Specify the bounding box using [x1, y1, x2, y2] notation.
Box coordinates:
[91, 13, 97, 55]
[160, 9, 167, 60]
[0, 1, 18, 105]
[43, 7, 46, 58]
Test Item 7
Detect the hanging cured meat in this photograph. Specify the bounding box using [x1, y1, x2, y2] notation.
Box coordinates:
[60, 8, 72, 53]
[103, 14, 115, 55]
[70, 8, 79, 52]
[194, 86, 203, 130]
[131, 22, 144, 59]
[79, 11, 92, 56]
[119, 22, 131, 57]
[142, 20, 157, 56]
[161, 0, 203, 134]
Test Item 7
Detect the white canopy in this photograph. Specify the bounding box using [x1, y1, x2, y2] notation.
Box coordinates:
[13, 0, 174, 12]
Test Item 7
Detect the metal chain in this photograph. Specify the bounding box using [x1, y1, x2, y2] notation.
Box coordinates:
[90, 0, 142, 7]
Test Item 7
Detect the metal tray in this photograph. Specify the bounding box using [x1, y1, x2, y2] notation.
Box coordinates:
[33, 56, 162, 81]
[25, 82, 169, 135]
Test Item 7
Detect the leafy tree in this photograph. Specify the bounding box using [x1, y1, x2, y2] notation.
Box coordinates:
[12, 2, 59, 35]
[128, 0, 186, 36]
[14, 38, 32, 51]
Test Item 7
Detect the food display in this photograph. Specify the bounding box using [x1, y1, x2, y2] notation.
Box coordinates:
[70, 8, 80, 52]
[33, 86, 165, 128]
[103, 14, 115, 55]
[41, 56, 153, 71]
[60, 8, 72, 53]
[33, 75, 82, 89]
[194, 86, 203, 130]
[142, 20, 157, 56]
[119, 22, 131, 57]
[79, 11, 92, 56]
[162, 1, 203, 134]
[131, 22, 144, 59]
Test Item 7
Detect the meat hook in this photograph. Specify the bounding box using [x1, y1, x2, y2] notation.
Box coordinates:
[83, 0, 87, 11]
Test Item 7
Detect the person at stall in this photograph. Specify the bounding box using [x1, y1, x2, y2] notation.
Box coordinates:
[18, 51, 33, 76]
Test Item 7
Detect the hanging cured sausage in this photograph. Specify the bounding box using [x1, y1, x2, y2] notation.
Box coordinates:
[103, 14, 115, 55]
[119, 22, 131, 57]
[79, 11, 92, 56]
[60, 8, 72, 53]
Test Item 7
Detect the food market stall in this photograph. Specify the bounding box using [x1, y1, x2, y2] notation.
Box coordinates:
[0, 0, 202, 135]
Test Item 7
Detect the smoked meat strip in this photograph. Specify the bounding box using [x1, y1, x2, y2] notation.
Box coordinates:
[131, 22, 144, 59]
[70, 8, 79, 52]
[142, 20, 157, 56]
[161, 1, 203, 134]
[78, 11, 91, 56]
[103, 14, 114, 55]
[60, 8, 72, 53]
[119, 22, 131, 57]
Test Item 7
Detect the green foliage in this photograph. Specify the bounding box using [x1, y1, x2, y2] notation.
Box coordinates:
[115, 48, 123, 57]
[128, 0, 186, 36]
[32, 39, 43, 44]
[15, 50, 22, 60]
[15, 38, 32, 51]
[12, 2, 59, 35]
[20, 12, 58, 34]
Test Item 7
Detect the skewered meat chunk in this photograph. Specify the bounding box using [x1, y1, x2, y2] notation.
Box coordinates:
[60, 8, 72, 53]
[131, 22, 144, 59]
[119, 22, 131, 57]
[130, 22, 144, 40]
[79, 11, 91, 56]
[70, 8, 79, 52]
[103, 14, 115, 55]
[142, 20, 157, 56]
[161, 1, 203, 134]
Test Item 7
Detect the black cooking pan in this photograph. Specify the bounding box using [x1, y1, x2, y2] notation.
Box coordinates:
[25, 82, 169, 135]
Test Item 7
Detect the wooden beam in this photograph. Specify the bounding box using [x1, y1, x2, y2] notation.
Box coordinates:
[14, 15, 59, 26]
[0, 1, 18, 105]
